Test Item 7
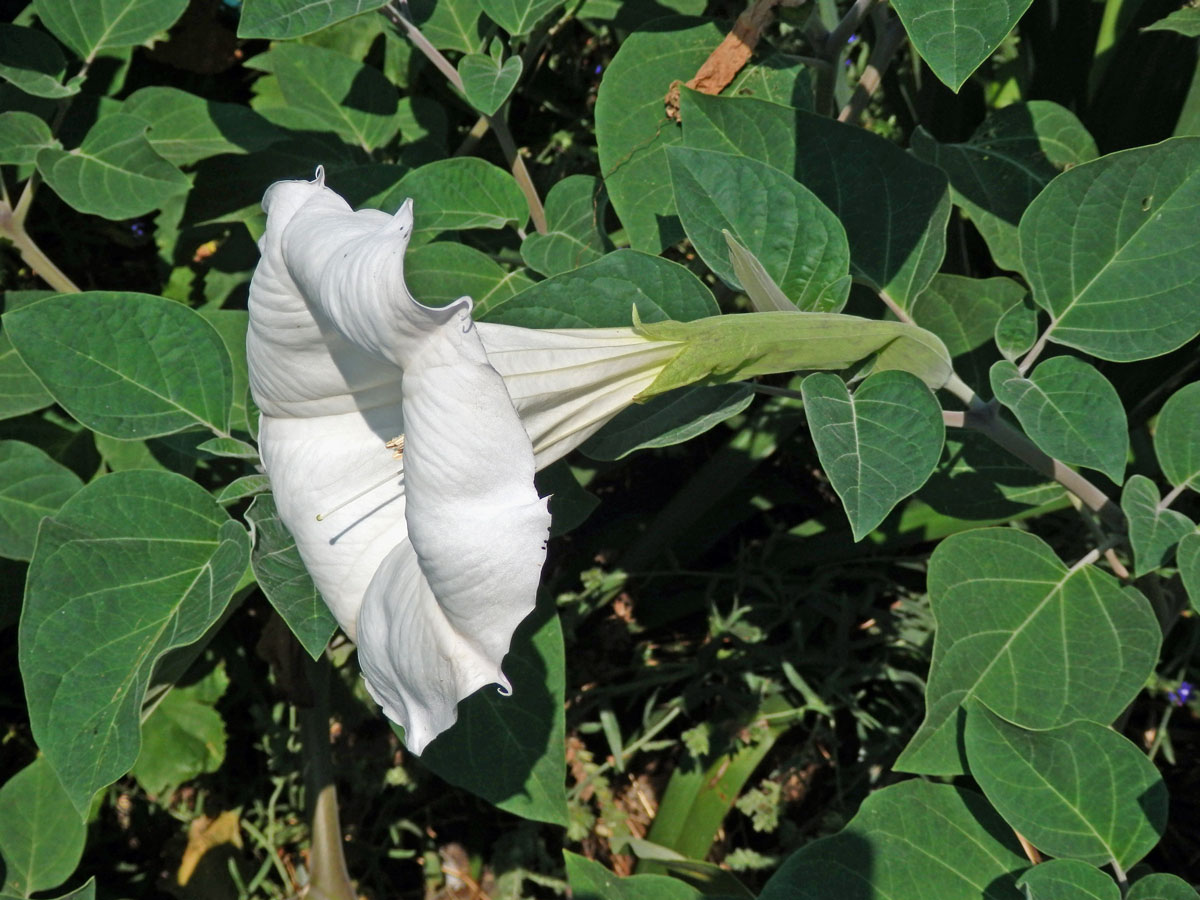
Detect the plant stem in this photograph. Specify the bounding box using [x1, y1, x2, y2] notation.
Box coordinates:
[382, 2, 548, 233]
[1, 199, 82, 293]
[877, 288, 913, 324]
[1017, 317, 1055, 375]
[300, 654, 356, 900]
[825, 0, 875, 56]
[838, 10, 907, 124]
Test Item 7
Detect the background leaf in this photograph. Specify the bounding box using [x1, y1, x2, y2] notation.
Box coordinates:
[911, 101, 1097, 270]
[404, 242, 534, 315]
[896, 529, 1160, 775]
[0, 440, 83, 561]
[565, 851, 702, 900]
[245, 494, 337, 661]
[0, 329, 53, 421]
[679, 91, 950, 308]
[5, 293, 234, 440]
[889, 0, 1035, 91]
[965, 704, 1168, 870]
[990, 356, 1128, 484]
[406, 0, 486, 53]
[594, 17, 728, 253]
[479, 0, 561, 35]
[248, 43, 400, 152]
[520, 175, 609, 277]
[0, 112, 61, 165]
[20, 471, 250, 814]
[382, 157, 527, 233]
[1127, 873, 1200, 900]
[667, 147, 850, 312]
[994, 296, 1039, 362]
[802, 371, 945, 540]
[0, 758, 86, 897]
[1154, 382, 1200, 490]
[1016, 858, 1120, 900]
[581, 384, 753, 461]
[0, 24, 77, 99]
[457, 53, 522, 116]
[36, 115, 189, 219]
[123, 87, 284, 166]
[1019, 137, 1200, 361]
[419, 602, 568, 826]
[1179, 532, 1200, 615]
[1120, 475, 1195, 577]
[237, 0, 386, 39]
[33, 0, 189, 61]
[483, 249, 717, 328]
[758, 781, 1026, 900]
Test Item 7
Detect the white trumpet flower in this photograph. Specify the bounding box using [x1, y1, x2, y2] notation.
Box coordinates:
[247, 169, 681, 753]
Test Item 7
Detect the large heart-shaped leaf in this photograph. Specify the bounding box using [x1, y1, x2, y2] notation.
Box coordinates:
[21, 470, 251, 815]
[381, 157, 527, 233]
[33, 0, 189, 61]
[246, 494, 338, 661]
[405, 242, 534, 317]
[679, 90, 950, 308]
[965, 705, 1168, 870]
[237, 0, 386, 38]
[667, 146, 851, 312]
[1120, 475, 1195, 578]
[990, 356, 1127, 484]
[896, 528, 1160, 776]
[5, 293, 234, 440]
[479, 0, 562, 35]
[122, 87, 284, 166]
[419, 603, 567, 826]
[759, 781, 1027, 900]
[802, 370, 944, 540]
[458, 52, 522, 116]
[36, 115, 189, 219]
[1020, 137, 1200, 361]
[889, 0, 1035, 91]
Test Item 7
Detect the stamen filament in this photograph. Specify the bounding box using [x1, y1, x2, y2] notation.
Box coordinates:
[316, 469, 402, 521]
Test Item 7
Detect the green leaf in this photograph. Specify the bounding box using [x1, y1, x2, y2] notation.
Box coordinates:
[594, 17, 729, 252]
[0, 111, 59, 164]
[0, 330, 53, 421]
[196, 309, 252, 435]
[910, 274, 1027, 358]
[33, 0, 188, 61]
[759, 781, 1027, 900]
[990, 357, 1128, 484]
[1179, 532, 1200, 615]
[248, 43, 400, 152]
[195, 437, 259, 460]
[122, 87, 284, 166]
[581, 383, 753, 460]
[404, 242, 534, 317]
[381, 157, 527, 233]
[237, 0, 386, 38]
[636, 311, 954, 398]
[132, 662, 229, 797]
[994, 295, 1039, 362]
[679, 90, 951, 308]
[1142, 6, 1200, 36]
[536, 462, 598, 537]
[457, 52, 522, 116]
[667, 146, 851, 313]
[0, 758, 86, 896]
[1121, 475, 1195, 577]
[406, 0, 486, 53]
[1127, 873, 1200, 900]
[0, 25, 78, 99]
[245, 494, 337, 660]
[577, 0, 705, 29]
[727, 52, 815, 110]
[911, 102, 1097, 271]
[889, 0, 1035, 91]
[20, 470, 250, 815]
[919, 430, 1066, 522]
[419, 602, 567, 826]
[483, 249, 718, 328]
[480, 0, 561, 35]
[895, 529, 1161, 776]
[5, 293, 234, 440]
[1016, 859, 1120, 900]
[802, 370, 944, 540]
[964, 704, 1168, 869]
[1155, 382, 1200, 490]
[214, 474, 271, 505]
[0, 440, 83, 562]
[35, 115, 189, 219]
[520, 175, 610, 277]
[565, 851, 703, 900]
[1020, 138, 1200, 361]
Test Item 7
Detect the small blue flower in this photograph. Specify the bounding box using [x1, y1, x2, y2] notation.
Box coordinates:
[129, 221, 147, 238]
[847, 33, 859, 44]
[1168, 681, 1193, 706]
